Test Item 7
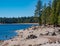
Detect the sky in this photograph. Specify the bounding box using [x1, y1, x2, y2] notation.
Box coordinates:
[0, 0, 51, 17]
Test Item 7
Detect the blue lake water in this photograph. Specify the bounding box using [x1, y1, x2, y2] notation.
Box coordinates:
[0, 24, 36, 40]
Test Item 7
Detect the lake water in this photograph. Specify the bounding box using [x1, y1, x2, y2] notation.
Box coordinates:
[0, 24, 36, 40]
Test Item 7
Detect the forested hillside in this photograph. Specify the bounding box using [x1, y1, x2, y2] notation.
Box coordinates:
[0, 17, 38, 23]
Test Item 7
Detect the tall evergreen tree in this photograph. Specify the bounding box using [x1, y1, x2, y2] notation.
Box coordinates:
[51, 0, 58, 26]
[42, 3, 47, 26]
[34, 0, 42, 25]
[56, 0, 60, 25]
[47, 1, 52, 24]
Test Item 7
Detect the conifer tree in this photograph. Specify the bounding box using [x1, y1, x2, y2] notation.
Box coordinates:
[56, 0, 60, 25]
[51, 0, 58, 26]
[42, 3, 47, 26]
[34, 0, 42, 25]
[47, 1, 52, 24]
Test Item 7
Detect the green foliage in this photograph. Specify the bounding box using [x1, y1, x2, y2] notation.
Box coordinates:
[46, 1, 52, 24]
[0, 0, 60, 26]
[0, 17, 38, 23]
[58, 16, 60, 25]
[34, 0, 60, 26]
[51, 0, 58, 26]
[34, 0, 42, 25]
[41, 3, 47, 26]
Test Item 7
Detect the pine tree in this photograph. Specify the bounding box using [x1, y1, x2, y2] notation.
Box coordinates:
[41, 3, 47, 26]
[47, 1, 52, 24]
[51, 0, 58, 27]
[34, 0, 42, 25]
[56, 0, 60, 25]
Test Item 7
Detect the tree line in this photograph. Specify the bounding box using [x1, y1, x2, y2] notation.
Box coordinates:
[0, 0, 60, 25]
[0, 17, 38, 23]
[34, 0, 60, 26]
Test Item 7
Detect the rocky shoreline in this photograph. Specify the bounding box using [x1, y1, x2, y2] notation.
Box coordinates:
[1, 26, 60, 46]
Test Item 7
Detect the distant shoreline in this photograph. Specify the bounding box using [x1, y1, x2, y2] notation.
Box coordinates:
[0, 23, 38, 24]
